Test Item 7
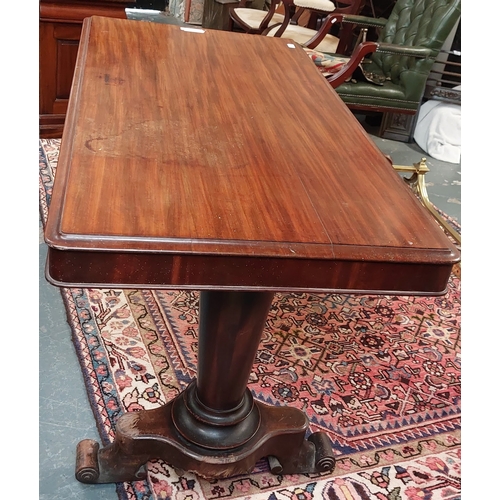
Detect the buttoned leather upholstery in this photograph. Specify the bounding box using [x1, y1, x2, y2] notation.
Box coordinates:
[335, 0, 461, 111]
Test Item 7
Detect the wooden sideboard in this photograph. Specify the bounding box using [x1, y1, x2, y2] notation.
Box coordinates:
[40, 0, 134, 138]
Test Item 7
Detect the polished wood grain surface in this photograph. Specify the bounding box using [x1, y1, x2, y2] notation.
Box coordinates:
[45, 16, 459, 293]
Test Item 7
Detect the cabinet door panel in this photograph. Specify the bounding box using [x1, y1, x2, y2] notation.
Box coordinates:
[53, 24, 81, 107]
[40, 22, 82, 136]
[39, 1, 129, 138]
[55, 39, 80, 99]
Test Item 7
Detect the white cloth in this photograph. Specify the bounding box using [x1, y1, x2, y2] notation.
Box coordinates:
[414, 98, 461, 164]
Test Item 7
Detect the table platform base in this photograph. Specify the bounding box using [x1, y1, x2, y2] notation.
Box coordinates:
[75, 391, 335, 483]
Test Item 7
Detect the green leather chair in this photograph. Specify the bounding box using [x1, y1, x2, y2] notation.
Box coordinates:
[303, 0, 461, 115]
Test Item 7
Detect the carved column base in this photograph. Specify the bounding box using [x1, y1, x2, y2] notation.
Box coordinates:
[75, 387, 335, 484]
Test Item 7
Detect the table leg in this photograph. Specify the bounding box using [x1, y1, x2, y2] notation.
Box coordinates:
[75, 291, 335, 484]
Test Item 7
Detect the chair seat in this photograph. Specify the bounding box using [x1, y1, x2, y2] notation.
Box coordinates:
[232, 8, 285, 29]
[304, 48, 416, 110]
[304, 48, 349, 76]
[267, 24, 340, 53]
[336, 81, 419, 111]
[293, 0, 335, 10]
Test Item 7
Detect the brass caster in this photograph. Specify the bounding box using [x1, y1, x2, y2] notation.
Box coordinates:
[268, 455, 284, 474]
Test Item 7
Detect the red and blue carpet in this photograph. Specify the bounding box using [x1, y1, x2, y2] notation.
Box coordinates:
[39, 139, 461, 500]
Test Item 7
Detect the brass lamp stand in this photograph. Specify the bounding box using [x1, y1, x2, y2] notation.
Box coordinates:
[393, 158, 461, 246]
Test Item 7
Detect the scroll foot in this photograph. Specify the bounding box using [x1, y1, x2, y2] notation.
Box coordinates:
[75, 438, 147, 484]
[268, 431, 335, 475]
[308, 432, 335, 473]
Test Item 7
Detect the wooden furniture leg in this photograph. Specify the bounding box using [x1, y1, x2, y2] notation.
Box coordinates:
[75, 290, 335, 483]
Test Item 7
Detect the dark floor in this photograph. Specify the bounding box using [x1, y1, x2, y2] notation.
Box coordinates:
[39, 10, 461, 500]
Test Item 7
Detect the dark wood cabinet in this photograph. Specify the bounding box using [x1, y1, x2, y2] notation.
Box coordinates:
[39, 0, 133, 138]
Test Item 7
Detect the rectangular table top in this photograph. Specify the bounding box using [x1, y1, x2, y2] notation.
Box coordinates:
[45, 16, 459, 294]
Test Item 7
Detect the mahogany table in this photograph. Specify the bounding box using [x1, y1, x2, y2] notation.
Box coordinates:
[44, 16, 460, 484]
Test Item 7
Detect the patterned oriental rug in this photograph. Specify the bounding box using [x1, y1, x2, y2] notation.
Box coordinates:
[39, 139, 461, 500]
